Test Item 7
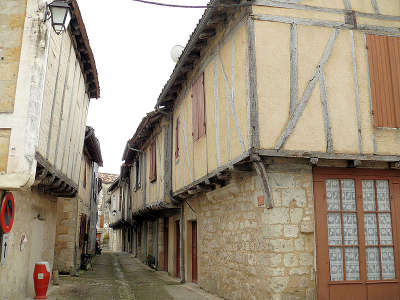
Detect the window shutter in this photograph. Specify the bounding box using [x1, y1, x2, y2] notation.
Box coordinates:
[367, 34, 400, 128]
[149, 141, 157, 182]
[192, 88, 199, 140]
[199, 73, 206, 137]
[133, 162, 137, 192]
[192, 73, 206, 140]
[175, 117, 180, 158]
[137, 155, 142, 188]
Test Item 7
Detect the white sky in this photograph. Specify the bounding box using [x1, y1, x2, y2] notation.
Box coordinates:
[77, 0, 208, 174]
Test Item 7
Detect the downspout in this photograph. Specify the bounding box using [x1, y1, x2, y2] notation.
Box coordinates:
[166, 111, 185, 283]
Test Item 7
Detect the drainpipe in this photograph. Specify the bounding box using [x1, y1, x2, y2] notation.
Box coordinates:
[166, 111, 185, 283]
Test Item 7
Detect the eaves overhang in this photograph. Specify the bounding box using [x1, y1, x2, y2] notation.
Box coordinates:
[84, 126, 103, 166]
[155, 0, 245, 109]
[122, 109, 165, 164]
[69, 0, 100, 99]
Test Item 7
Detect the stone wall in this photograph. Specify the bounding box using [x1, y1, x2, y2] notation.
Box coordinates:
[54, 156, 92, 273]
[54, 198, 77, 273]
[0, 0, 26, 113]
[184, 163, 315, 300]
[0, 190, 57, 300]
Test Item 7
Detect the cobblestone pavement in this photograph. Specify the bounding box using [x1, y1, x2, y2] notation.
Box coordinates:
[46, 252, 222, 300]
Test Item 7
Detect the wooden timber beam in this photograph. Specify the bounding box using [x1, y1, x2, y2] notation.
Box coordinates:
[252, 154, 272, 209]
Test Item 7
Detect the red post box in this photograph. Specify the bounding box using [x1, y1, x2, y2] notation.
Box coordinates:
[33, 261, 50, 299]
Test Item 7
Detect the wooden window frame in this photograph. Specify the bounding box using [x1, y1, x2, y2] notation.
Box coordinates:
[192, 73, 206, 141]
[366, 34, 400, 128]
[314, 168, 400, 300]
[149, 141, 157, 183]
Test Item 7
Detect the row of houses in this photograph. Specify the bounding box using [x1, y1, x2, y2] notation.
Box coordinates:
[0, 1, 102, 298]
[108, 0, 400, 299]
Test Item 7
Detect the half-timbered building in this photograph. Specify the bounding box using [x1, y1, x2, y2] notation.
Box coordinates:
[0, 0, 99, 298]
[120, 0, 400, 299]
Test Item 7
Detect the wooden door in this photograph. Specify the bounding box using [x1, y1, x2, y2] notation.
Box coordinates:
[175, 220, 180, 278]
[314, 168, 400, 300]
[163, 218, 169, 271]
[192, 221, 198, 283]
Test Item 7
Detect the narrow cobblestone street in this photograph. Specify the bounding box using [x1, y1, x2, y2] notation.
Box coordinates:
[45, 252, 221, 300]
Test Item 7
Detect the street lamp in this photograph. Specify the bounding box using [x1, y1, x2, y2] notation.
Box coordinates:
[44, 1, 72, 35]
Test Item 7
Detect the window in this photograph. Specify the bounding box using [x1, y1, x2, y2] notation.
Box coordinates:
[314, 169, 400, 299]
[192, 73, 206, 141]
[366, 34, 400, 128]
[149, 141, 157, 182]
[175, 116, 180, 158]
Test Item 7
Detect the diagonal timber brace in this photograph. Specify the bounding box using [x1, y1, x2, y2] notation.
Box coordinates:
[252, 154, 273, 208]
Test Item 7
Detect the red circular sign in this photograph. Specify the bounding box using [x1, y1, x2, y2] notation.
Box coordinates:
[0, 192, 15, 233]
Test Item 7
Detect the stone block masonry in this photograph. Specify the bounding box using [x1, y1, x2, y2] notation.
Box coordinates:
[184, 163, 315, 300]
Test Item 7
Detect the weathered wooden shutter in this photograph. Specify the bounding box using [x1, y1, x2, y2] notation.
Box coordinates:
[79, 214, 87, 247]
[175, 116, 180, 158]
[366, 34, 400, 128]
[192, 87, 199, 140]
[198, 73, 206, 137]
[192, 73, 206, 140]
[133, 162, 137, 192]
[149, 141, 157, 182]
[137, 155, 142, 188]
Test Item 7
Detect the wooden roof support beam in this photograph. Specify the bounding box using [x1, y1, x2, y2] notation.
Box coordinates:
[207, 13, 227, 25]
[199, 28, 216, 40]
[181, 63, 194, 72]
[347, 159, 362, 168]
[252, 154, 272, 208]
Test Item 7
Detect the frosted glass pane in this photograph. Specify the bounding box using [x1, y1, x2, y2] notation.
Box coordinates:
[377, 180, 390, 211]
[327, 213, 342, 245]
[343, 213, 358, 245]
[366, 247, 380, 280]
[379, 213, 393, 245]
[326, 179, 340, 211]
[345, 247, 360, 280]
[381, 247, 395, 280]
[341, 179, 356, 211]
[364, 214, 378, 246]
[362, 180, 376, 211]
[329, 247, 344, 281]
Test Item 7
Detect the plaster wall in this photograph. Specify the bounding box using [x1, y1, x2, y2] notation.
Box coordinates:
[0, 190, 57, 300]
[253, 3, 400, 156]
[145, 129, 165, 207]
[172, 13, 249, 192]
[182, 166, 315, 300]
[130, 119, 169, 214]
